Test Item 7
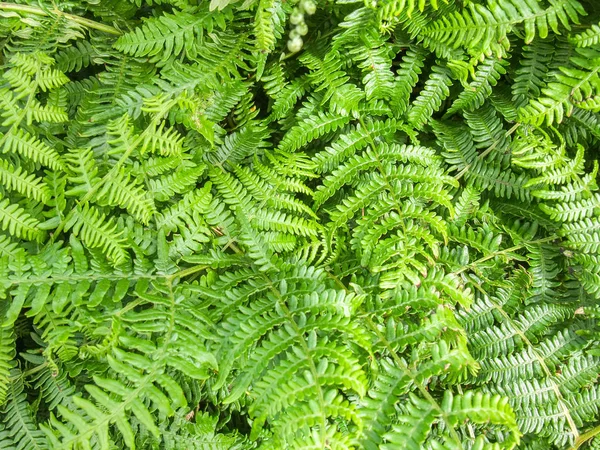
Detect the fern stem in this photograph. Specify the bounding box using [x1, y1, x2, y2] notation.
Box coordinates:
[171, 264, 209, 280]
[324, 270, 348, 292]
[572, 424, 600, 450]
[8, 362, 48, 382]
[454, 235, 557, 274]
[0, 2, 121, 35]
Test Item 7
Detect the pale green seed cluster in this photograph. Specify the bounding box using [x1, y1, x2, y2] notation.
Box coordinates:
[287, 0, 317, 53]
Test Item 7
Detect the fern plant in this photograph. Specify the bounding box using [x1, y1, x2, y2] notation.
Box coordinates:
[0, 0, 599, 448]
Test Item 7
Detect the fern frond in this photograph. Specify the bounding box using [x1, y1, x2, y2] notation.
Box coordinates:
[380, 394, 436, 450]
[97, 169, 156, 224]
[300, 49, 350, 100]
[424, 0, 586, 57]
[390, 45, 426, 117]
[1, 1, 599, 448]
[0, 160, 50, 204]
[32, 364, 77, 413]
[64, 147, 101, 198]
[465, 159, 531, 202]
[0, 328, 14, 407]
[512, 39, 554, 106]
[359, 358, 411, 449]
[470, 304, 573, 359]
[214, 266, 369, 445]
[478, 326, 586, 384]
[114, 7, 230, 64]
[312, 118, 405, 173]
[562, 218, 600, 252]
[268, 76, 310, 121]
[234, 207, 279, 272]
[55, 40, 101, 73]
[540, 193, 600, 222]
[208, 124, 270, 166]
[254, 0, 285, 53]
[328, 171, 452, 234]
[0, 236, 19, 258]
[252, 209, 321, 238]
[277, 112, 351, 154]
[464, 104, 510, 164]
[157, 184, 213, 232]
[148, 163, 206, 202]
[64, 205, 128, 264]
[160, 411, 244, 450]
[44, 281, 217, 448]
[329, 83, 364, 118]
[407, 65, 452, 129]
[570, 22, 600, 47]
[520, 47, 600, 125]
[141, 122, 186, 156]
[314, 144, 440, 207]
[233, 165, 317, 218]
[433, 119, 478, 172]
[0, 195, 44, 242]
[3, 129, 64, 171]
[348, 30, 395, 100]
[449, 57, 509, 114]
[2, 372, 47, 448]
[442, 390, 520, 447]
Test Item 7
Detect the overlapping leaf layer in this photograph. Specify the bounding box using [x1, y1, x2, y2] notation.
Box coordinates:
[0, 0, 599, 448]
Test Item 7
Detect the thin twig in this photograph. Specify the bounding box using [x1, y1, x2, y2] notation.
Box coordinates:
[0, 2, 121, 35]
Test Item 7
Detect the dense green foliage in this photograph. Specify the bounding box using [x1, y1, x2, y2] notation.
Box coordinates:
[0, 0, 599, 448]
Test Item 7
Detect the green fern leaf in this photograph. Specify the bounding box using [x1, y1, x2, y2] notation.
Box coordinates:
[149, 163, 206, 202]
[97, 169, 156, 224]
[2, 374, 48, 450]
[442, 390, 520, 446]
[0, 195, 44, 241]
[448, 57, 509, 114]
[255, 0, 285, 53]
[407, 65, 452, 129]
[424, 0, 585, 56]
[390, 45, 426, 117]
[64, 205, 128, 264]
[540, 194, 600, 222]
[512, 39, 554, 106]
[0, 328, 14, 407]
[0, 160, 50, 204]
[380, 394, 437, 450]
[375, 0, 447, 22]
[3, 129, 64, 171]
[277, 112, 351, 154]
[520, 48, 600, 125]
[313, 118, 406, 173]
[570, 22, 600, 47]
[114, 7, 230, 64]
[314, 144, 441, 208]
